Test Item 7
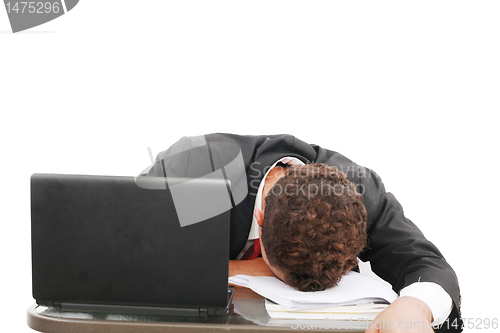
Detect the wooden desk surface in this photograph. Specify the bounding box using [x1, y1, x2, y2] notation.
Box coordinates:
[27, 286, 367, 333]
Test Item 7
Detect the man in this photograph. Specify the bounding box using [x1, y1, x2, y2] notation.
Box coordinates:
[143, 133, 462, 333]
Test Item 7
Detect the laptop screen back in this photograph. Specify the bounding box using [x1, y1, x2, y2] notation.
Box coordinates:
[31, 174, 230, 313]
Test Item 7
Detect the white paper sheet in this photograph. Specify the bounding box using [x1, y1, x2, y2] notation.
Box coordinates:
[229, 271, 398, 311]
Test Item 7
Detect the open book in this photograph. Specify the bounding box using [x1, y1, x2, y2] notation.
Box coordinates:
[229, 271, 397, 320]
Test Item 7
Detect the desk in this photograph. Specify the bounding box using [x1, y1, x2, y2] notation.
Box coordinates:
[27, 287, 368, 333]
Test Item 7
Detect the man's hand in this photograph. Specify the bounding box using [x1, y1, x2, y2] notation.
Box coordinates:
[366, 296, 434, 333]
[228, 258, 274, 277]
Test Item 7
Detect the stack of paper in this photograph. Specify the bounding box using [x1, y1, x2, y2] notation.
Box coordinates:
[265, 299, 388, 320]
[229, 271, 397, 320]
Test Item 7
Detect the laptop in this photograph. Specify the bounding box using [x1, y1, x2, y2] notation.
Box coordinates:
[31, 173, 233, 316]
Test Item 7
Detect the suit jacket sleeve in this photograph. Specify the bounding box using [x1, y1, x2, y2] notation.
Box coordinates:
[323, 153, 462, 332]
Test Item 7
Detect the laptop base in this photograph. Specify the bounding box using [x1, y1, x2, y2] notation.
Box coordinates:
[37, 289, 234, 317]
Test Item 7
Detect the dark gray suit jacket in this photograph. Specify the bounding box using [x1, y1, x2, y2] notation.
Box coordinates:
[144, 133, 462, 332]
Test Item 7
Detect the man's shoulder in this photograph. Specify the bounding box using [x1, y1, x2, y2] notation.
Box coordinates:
[205, 133, 294, 145]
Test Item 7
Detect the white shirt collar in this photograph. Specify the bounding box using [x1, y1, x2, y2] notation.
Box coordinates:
[247, 156, 305, 240]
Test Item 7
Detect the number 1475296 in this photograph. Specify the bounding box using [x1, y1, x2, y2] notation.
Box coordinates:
[440, 317, 498, 330]
[5, 2, 61, 14]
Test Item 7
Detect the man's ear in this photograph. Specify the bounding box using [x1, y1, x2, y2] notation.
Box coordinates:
[254, 209, 265, 227]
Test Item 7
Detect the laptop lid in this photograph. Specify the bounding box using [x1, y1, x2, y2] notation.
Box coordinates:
[31, 173, 231, 316]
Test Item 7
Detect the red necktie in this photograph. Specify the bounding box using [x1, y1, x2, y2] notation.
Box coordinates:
[242, 239, 261, 260]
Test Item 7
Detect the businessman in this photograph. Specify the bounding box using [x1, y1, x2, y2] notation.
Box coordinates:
[143, 133, 462, 333]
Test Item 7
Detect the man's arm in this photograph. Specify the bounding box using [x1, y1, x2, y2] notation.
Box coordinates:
[355, 169, 461, 332]
[228, 258, 273, 277]
[321, 150, 461, 332]
[367, 296, 434, 333]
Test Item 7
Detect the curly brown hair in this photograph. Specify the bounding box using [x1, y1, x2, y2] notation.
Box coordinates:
[261, 163, 367, 292]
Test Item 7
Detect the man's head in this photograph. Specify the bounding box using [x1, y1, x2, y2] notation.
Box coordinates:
[257, 163, 367, 292]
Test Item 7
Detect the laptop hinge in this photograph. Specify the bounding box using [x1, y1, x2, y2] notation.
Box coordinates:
[55, 302, 208, 317]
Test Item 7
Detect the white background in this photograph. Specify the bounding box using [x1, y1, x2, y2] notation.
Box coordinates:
[1, 1, 499, 331]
